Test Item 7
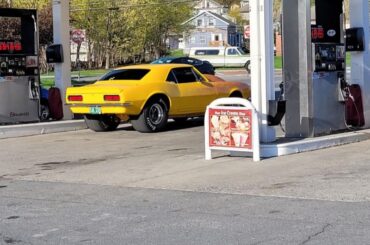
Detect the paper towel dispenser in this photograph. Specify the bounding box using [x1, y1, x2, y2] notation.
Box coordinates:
[345, 28, 365, 52]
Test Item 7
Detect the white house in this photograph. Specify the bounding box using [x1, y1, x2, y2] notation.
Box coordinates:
[183, 11, 243, 52]
[194, 0, 229, 16]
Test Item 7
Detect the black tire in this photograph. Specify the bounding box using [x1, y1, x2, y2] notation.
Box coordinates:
[84, 115, 121, 132]
[40, 103, 50, 121]
[131, 98, 169, 133]
[245, 61, 251, 73]
[230, 91, 243, 98]
[229, 92, 243, 107]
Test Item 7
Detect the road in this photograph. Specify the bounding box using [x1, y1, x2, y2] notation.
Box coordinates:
[217, 69, 283, 86]
[1, 71, 370, 244]
[1, 123, 370, 244]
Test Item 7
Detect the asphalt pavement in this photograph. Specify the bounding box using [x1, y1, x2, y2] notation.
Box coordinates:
[2, 180, 370, 245]
[1, 69, 370, 244]
[1, 120, 370, 244]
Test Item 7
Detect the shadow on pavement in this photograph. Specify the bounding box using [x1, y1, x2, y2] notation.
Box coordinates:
[116, 117, 204, 133]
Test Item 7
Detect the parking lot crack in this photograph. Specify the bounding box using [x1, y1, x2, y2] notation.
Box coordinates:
[300, 223, 332, 245]
[0, 233, 24, 244]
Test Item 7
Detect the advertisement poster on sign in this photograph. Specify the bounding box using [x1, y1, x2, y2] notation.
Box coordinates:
[209, 108, 252, 149]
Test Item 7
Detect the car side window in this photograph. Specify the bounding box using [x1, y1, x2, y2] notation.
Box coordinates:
[192, 68, 205, 82]
[207, 50, 220, 55]
[172, 67, 197, 84]
[166, 70, 177, 83]
[194, 50, 206, 55]
[227, 48, 238, 56]
[194, 50, 219, 55]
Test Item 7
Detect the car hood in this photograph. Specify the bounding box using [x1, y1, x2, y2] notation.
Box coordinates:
[205, 74, 248, 87]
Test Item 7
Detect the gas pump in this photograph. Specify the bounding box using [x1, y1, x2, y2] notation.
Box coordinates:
[0, 8, 40, 124]
[282, 0, 349, 137]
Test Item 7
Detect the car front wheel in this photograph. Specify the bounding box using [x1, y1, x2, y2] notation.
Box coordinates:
[245, 61, 251, 73]
[131, 98, 169, 133]
[84, 115, 121, 132]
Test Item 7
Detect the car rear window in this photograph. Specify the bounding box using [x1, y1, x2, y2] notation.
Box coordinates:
[100, 69, 150, 81]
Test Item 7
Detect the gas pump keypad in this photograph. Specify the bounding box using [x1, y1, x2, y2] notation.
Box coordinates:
[313, 43, 345, 72]
[0, 55, 37, 76]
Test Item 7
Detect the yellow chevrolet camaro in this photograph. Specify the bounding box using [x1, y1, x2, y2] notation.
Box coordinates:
[66, 64, 250, 133]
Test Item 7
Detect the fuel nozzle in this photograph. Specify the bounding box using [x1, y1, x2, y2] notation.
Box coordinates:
[28, 77, 40, 100]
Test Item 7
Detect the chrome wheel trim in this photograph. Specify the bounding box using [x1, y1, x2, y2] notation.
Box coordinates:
[148, 103, 164, 125]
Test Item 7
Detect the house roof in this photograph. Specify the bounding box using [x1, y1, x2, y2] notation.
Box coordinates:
[195, 0, 223, 9]
[183, 11, 236, 26]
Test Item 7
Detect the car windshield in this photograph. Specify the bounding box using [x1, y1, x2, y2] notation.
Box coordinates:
[237, 48, 246, 55]
[151, 57, 175, 64]
[100, 69, 150, 81]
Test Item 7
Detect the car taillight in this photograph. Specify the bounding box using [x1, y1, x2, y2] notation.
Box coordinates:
[68, 95, 83, 101]
[104, 95, 120, 101]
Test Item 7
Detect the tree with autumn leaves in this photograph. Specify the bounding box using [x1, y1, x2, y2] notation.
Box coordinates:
[70, 0, 193, 69]
[0, 0, 351, 71]
[0, 0, 193, 70]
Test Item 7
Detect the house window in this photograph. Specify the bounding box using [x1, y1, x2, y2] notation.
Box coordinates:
[208, 18, 215, 27]
[200, 36, 206, 44]
[197, 19, 203, 27]
[190, 36, 196, 44]
[212, 34, 222, 42]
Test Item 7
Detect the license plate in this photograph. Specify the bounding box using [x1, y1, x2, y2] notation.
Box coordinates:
[89, 106, 102, 114]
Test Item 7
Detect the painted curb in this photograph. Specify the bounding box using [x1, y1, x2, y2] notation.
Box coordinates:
[260, 130, 370, 158]
[0, 120, 87, 139]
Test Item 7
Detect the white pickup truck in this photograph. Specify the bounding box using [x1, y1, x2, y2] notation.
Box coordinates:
[188, 47, 251, 72]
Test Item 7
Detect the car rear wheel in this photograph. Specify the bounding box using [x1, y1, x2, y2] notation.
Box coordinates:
[131, 98, 169, 133]
[84, 115, 121, 132]
[245, 61, 251, 73]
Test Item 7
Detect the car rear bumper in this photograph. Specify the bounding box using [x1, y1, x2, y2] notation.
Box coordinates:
[70, 106, 128, 115]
